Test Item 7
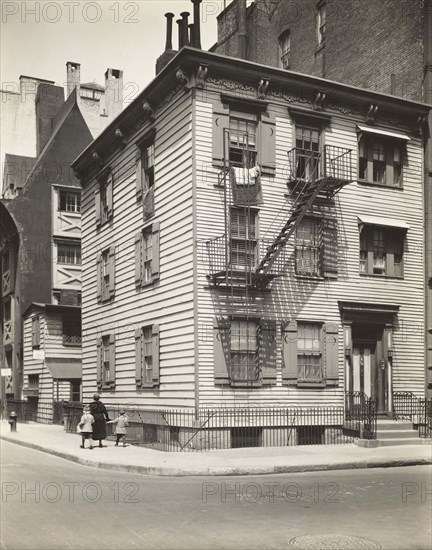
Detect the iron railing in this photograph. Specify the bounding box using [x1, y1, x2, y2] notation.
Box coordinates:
[3, 399, 65, 425]
[287, 145, 353, 185]
[393, 392, 432, 438]
[344, 391, 377, 440]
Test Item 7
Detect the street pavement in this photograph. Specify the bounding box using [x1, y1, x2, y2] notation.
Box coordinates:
[1, 423, 431, 477]
[1, 440, 431, 550]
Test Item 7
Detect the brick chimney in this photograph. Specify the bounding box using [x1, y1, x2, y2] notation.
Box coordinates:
[156, 13, 177, 75]
[104, 68, 124, 120]
[66, 62, 81, 98]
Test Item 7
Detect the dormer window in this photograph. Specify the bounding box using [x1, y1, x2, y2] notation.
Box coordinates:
[278, 30, 290, 69]
[317, 1, 326, 46]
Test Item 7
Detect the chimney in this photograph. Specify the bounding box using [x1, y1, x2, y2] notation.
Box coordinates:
[180, 12, 190, 46]
[238, 0, 247, 59]
[189, 24, 195, 47]
[104, 68, 124, 120]
[191, 0, 202, 49]
[66, 62, 80, 97]
[36, 83, 64, 154]
[177, 18, 183, 49]
[156, 13, 177, 74]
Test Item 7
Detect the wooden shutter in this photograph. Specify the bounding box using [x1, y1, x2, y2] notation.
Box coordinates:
[96, 252, 102, 302]
[107, 173, 113, 220]
[259, 112, 276, 176]
[213, 103, 230, 166]
[96, 337, 102, 388]
[213, 318, 230, 385]
[108, 333, 116, 387]
[95, 188, 101, 226]
[324, 322, 339, 386]
[258, 320, 277, 385]
[135, 231, 142, 287]
[135, 148, 143, 200]
[151, 221, 160, 282]
[135, 328, 143, 386]
[152, 324, 160, 386]
[108, 245, 116, 297]
[282, 320, 297, 385]
[321, 218, 338, 279]
[32, 315, 40, 348]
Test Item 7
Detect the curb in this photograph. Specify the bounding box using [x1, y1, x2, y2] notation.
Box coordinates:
[2, 435, 431, 477]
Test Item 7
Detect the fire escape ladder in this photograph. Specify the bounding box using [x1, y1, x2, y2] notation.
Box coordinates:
[256, 176, 329, 276]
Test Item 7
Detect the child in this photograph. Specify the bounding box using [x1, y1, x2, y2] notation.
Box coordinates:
[107, 410, 129, 447]
[78, 405, 94, 450]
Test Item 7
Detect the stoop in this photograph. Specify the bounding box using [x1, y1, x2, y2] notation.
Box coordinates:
[355, 419, 432, 447]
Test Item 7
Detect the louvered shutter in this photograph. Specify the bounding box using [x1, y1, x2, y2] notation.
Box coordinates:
[135, 231, 142, 287]
[108, 246, 116, 297]
[321, 218, 338, 279]
[324, 322, 339, 386]
[151, 221, 160, 281]
[152, 324, 160, 386]
[213, 318, 230, 384]
[135, 328, 143, 386]
[282, 320, 297, 385]
[258, 320, 277, 385]
[96, 253, 102, 302]
[108, 333, 116, 387]
[107, 173, 114, 220]
[259, 112, 276, 176]
[95, 188, 101, 226]
[213, 103, 230, 166]
[96, 337, 102, 388]
[136, 148, 143, 200]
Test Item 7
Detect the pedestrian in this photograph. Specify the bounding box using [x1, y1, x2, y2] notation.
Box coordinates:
[108, 410, 129, 447]
[78, 405, 94, 450]
[89, 393, 110, 448]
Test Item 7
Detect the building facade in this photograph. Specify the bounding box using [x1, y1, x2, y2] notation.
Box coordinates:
[73, 46, 429, 446]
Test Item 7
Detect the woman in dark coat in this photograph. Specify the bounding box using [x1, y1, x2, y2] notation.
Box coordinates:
[89, 394, 110, 447]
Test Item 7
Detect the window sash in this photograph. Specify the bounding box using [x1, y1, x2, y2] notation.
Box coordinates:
[142, 326, 153, 384]
[229, 208, 257, 270]
[360, 226, 404, 277]
[60, 192, 81, 213]
[358, 137, 403, 187]
[297, 323, 323, 382]
[58, 244, 81, 265]
[230, 320, 259, 382]
[295, 219, 321, 276]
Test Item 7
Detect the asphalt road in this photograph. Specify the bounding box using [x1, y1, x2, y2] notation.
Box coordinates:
[1, 440, 431, 550]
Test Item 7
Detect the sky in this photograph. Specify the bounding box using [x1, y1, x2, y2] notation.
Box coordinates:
[1, 0, 230, 101]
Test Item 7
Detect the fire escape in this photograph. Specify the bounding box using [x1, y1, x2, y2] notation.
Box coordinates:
[206, 129, 354, 290]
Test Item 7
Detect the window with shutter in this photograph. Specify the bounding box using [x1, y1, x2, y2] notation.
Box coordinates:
[229, 208, 257, 271]
[97, 171, 113, 225]
[297, 323, 323, 385]
[295, 219, 321, 276]
[98, 247, 115, 302]
[358, 136, 404, 187]
[98, 333, 116, 389]
[230, 319, 259, 384]
[135, 325, 160, 388]
[135, 222, 160, 288]
[278, 30, 290, 69]
[359, 225, 405, 278]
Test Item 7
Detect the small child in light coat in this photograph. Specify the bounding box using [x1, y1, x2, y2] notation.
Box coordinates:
[107, 410, 129, 447]
[79, 405, 94, 450]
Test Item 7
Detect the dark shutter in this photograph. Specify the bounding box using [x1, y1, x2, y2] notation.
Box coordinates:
[108, 245, 116, 297]
[258, 320, 277, 385]
[213, 103, 230, 166]
[143, 187, 155, 220]
[152, 324, 160, 386]
[136, 148, 143, 200]
[259, 112, 276, 176]
[107, 173, 113, 220]
[96, 337, 102, 388]
[324, 322, 339, 386]
[95, 188, 101, 226]
[96, 253, 102, 302]
[151, 221, 160, 281]
[282, 320, 297, 385]
[213, 318, 230, 385]
[135, 231, 142, 287]
[321, 218, 338, 279]
[32, 316, 40, 348]
[135, 328, 142, 386]
[108, 333, 116, 387]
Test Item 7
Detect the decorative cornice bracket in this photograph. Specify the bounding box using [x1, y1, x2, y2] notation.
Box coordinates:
[257, 77, 270, 100]
[365, 103, 379, 123]
[142, 101, 155, 122]
[313, 90, 326, 111]
[114, 128, 127, 145]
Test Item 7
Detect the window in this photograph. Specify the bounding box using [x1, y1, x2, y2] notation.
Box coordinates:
[70, 381, 81, 402]
[97, 246, 115, 301]
[317, 1, 326, 46]
[59, 191, 81, 213]
[135, 325, 160, 388]
[297, 323, 323, 384]
[229, 111, 258, 168]
[62, 316, 81, 346]
[278, 30, 290, 69]
[295, 124, 321, 180]
[295, 219, 321, 276]
[95, 171, 113, 225]
[135, 222, 160, 287]
[359, 225, 404, 277]
[97, 334, 115, 389]
[32, 315, 40, 348]
[230, 208, 257, 270]
[28, 374, 39, 389]
[57, 243, 81, 265]
[230, 319, 258, 383]
[4, 299, 11, 323]
[136, 131, 156, 219]
[358, 136, 404, 187]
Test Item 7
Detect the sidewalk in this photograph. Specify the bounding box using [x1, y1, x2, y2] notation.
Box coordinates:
[1, 423, 431, 477]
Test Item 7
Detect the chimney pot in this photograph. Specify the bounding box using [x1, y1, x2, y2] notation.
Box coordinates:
[164, 12, 175, 51]
[189, 23, 195, 47]
[177, 19, 183, 49]
[180, 12, 190, 47]
[66, 61, 81, 98]
[191, 0, 202, 49]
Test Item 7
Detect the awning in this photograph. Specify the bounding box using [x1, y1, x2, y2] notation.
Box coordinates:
[356, 124, 411, 141]
[45, 358, 81, 380]
[357, 214, 410, 230]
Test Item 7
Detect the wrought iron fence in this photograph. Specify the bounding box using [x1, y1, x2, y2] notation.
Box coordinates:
[3, 399, 64, 425]
[287, 145, 353, 184]
[393, 392, 432, 438]
[344, 391, 377, 440]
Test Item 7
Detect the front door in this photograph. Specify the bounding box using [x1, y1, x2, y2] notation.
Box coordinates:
[352, 346, 374, 398]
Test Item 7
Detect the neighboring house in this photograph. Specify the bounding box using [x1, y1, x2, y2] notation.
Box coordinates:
[212, 0, 432, 396]
[72, 37, 430, 447]
[0, 62, 124, 405]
